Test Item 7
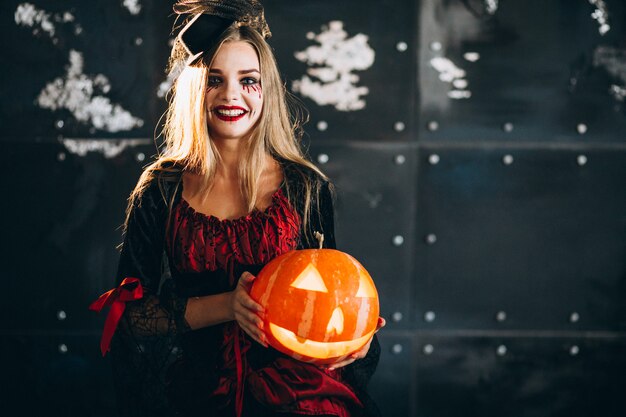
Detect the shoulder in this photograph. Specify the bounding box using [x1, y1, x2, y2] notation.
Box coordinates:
[281, 160, 331, 190]
[133, 165, 183, 210]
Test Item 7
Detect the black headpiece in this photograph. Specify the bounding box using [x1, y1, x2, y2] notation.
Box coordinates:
[174, 0, 271, 65]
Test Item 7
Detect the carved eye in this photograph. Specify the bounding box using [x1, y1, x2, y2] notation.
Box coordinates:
[291, 264, 328, 293]
[356, 271, 376, 298]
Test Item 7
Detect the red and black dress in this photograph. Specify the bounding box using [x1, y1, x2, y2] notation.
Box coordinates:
[109, 163, 380, 417]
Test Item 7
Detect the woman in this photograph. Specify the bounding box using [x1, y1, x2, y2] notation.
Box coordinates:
[97, 1, 382, 416]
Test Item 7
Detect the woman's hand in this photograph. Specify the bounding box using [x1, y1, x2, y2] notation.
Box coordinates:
[231, 271, 268, 347]
[326, 317, 386, 371]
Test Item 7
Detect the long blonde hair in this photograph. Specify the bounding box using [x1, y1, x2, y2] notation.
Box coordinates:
[126, 25, 326, 231]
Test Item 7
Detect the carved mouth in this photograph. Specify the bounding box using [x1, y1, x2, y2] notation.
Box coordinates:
[269, 322, 375, 361]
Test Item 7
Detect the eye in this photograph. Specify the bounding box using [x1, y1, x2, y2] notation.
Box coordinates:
[290, 264, 328, 293]
[207, 76, 222, 87]
[355, 271, 376, 298]
[241, 77, 259, 85]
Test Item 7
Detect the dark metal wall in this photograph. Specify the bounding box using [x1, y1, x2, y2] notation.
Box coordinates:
[2, 1, 625, 416]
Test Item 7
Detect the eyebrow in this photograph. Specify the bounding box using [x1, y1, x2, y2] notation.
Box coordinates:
[209, 68, 261, 75]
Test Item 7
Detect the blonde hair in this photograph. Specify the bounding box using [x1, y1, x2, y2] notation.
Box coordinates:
[126, 25, 326, 232]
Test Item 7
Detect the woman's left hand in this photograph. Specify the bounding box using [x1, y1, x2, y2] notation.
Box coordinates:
[325, 317, 386, 370]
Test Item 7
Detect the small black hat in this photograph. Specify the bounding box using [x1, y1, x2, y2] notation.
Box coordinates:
[174, 0, 271, 65]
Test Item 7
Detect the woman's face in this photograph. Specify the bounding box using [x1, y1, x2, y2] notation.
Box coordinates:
[205, 41, 263, 143]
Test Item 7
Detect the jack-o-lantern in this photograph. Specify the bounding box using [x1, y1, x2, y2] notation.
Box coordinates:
[250, 242, 379, 364]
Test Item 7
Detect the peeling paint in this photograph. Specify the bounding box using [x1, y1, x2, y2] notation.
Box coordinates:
[37, 50, 144, 132]
[292, 21, 375, 111]
[429, 57, 471, 100]
[588, 0, 610, 35]
[14, 2, 75, 40]
[61, 138, 150, 158]
[122, 0, 142, 15]
[593, 45, 626, 103]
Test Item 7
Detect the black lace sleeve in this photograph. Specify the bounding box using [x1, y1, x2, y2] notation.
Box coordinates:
[111, 179, 190, 417]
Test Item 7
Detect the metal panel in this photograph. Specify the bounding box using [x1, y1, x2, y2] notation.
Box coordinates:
[369, 333, 413, 417]
[0, 334, 117, 416]
[309, 142, 417, 329]
[419, 0, 626, 143]
[267, 0, 417, 142]
[414, 335, 626, 417]
[3, 141, 147, 331]
[414, 145, 626, 331]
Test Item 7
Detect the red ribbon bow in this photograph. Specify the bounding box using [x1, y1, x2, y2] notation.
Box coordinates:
[89, 277, 143, 356]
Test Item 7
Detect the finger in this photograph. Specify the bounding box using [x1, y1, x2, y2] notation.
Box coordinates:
[238, 271, 256, 290]
[376, 317, 386, 332]
[327, 357, 356, 370]
[239, 293, 264, 313]
[239, 322, 268, 347]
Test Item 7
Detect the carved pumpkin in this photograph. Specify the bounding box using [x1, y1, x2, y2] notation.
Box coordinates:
[250, 247, 379, 364]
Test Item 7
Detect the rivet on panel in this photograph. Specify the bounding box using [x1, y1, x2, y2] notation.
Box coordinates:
[569, 345, 580, 356]
[317, 153, 329, 164]
[394, 154, 406, 165]
[316, 121, 328, 131]
[428, 154, 440, 165]
[569, 312, 580, 323]
[394, 121, 405, 132]
[396, 41, 408, 52]
[392, 311, 403, 322]
[58, 344, 68, 354]
[430, 41, 442, 52]
[496, 345, 507, 356]
[391, 344, 403, 354]
[576, 123, 587, 135]
[423, 344, 434, 355]
[502, 154, 514, 165]
[55, 120, 64, 129]
[496, 311, 507, 322]
[424, 311, 436, 322]
[425, 234, 437, 245]
[577, 155, 587, 166]
[392, 235, 404, 246]
[136, 152, 146, 162]
[57, 310, 67, 321]
[463, 52, 480, 62]
[57, 152, 66, 162]
[502, 122, 514, 133]
[427, 121, 439, 131]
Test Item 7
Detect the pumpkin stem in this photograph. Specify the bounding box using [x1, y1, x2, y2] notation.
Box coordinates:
[314, 232, 324, 249]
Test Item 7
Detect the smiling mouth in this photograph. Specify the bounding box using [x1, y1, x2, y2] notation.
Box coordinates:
[268, 322, 375, 361]
[214, 106, 248, 122]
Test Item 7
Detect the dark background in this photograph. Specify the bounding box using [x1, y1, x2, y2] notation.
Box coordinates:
[1, 0, 625, 416]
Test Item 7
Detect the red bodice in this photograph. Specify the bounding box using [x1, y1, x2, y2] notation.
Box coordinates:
[167, 189, 360, 417]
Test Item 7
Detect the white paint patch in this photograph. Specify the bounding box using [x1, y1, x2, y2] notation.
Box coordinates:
[37, 50, 144, 132]
[463, 52, 480, 62]
[15, 3, 74, 40]
[61, 138, 149, 158]
[429, 57, 472, 100]
[122, 0, 142, 15]
[589, 0, 611, 35]
[485, 0, 499, 15]
[292, 21, 375, 111]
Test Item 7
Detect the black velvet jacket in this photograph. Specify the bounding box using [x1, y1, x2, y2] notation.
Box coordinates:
[110, 162, 380, 417]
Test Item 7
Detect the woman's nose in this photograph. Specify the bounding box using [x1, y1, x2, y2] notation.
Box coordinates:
[220, 80, 240, 101]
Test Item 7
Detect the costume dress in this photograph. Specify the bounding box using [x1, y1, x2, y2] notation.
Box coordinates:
[109, 163, 380, 417]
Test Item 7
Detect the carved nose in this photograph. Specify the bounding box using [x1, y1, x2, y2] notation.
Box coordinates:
[326, 307, 344, 336]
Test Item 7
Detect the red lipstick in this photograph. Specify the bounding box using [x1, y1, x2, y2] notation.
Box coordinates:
[213, 105, 248, 122]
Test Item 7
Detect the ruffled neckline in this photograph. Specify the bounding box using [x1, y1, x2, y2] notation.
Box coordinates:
[178, 187, 287, 225]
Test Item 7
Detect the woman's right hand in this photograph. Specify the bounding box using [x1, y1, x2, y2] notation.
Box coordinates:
[231, 271, 268, 347]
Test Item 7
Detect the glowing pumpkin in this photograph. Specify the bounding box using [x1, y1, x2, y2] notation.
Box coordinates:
[250, 245, 379, 364]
